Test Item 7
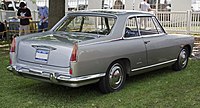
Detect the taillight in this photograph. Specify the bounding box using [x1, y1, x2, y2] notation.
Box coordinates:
[69, 68, 73, 75]
[10, 38, 16, 52]
[10, 38, 16, 65]
[70, 43, 78, 62]
[70, 44, 78, 75]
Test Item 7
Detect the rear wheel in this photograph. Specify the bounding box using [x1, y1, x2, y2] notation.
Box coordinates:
[99, 62, 126, 93]
[172, 47, 189, 71]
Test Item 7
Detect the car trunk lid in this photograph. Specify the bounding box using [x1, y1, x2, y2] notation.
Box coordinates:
[17, 32, 95, 68]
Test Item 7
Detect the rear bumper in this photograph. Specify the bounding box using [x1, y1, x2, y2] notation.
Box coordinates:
[7, 65, 105, 87]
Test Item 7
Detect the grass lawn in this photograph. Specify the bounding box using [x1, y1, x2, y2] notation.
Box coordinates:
[1, 43, 200, 108]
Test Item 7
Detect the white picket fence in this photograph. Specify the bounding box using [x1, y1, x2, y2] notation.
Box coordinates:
[156, 11, 200, 34]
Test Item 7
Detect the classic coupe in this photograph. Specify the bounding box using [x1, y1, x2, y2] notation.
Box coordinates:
[7, 10, 194, 93]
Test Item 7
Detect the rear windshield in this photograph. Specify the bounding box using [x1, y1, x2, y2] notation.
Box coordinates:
[56, 15, 116, 35]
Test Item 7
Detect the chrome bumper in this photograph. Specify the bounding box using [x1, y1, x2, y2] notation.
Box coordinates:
[7, 65, 105, 87]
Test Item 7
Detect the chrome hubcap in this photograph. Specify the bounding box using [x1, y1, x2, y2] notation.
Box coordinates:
[109, 63, 123, 89]
[179, 49, 188, 68]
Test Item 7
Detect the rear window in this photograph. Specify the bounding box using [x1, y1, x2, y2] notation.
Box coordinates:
[56, 15, 116, 35]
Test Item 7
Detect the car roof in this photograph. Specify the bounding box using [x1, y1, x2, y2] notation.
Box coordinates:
[68, 9, 154, 17]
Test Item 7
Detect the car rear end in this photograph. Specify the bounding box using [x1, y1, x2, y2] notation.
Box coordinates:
[7, 10, 118, 87]
[7, 34, 101, 87]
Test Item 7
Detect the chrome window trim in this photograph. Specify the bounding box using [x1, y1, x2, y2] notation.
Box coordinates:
[140, 33, 166, 38]
[79, 37, 123, 47]
[152, 17, 165, 34]
[151, 16, 160, 33]
[136, 16, 167, 38]
[152, 16, 167, 34]
[123, 15, 140, 39]
[54, 14, 118, 35]
[122, 36, 141, 40]
[131, 59, 177, 72]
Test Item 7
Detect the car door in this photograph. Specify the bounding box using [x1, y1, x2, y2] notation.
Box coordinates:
[138, 16, 178, 65]
[124, 16, 148, 70]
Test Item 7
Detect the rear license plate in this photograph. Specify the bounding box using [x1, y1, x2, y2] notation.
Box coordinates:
[35, 49, 49, 62]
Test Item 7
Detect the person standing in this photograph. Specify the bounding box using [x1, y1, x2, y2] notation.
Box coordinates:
[0, 21, 6, 40]
[139, 0, 152, 29]
[113, 0, 124, 9]
[38, 6, 48, 32]
[17, 2, 32, 36]
[139, 0, 152, 12]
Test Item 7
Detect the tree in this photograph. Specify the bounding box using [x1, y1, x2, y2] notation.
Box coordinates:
[48, 0, 65, 29]
[102, 0, 104, 9]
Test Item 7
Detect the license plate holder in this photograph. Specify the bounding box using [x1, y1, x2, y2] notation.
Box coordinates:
[35, 49, 49, 62]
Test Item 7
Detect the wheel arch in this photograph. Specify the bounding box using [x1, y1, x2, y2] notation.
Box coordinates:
[99, 58, 130, 93]
[183, 44, 192, 57]
[108, 58, 131, 75]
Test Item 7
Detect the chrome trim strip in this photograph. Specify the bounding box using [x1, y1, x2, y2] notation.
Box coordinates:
[131, 59, 177, 72]
[122, 16, 140, 39]
[122, 36, 141, 40]
[57, 73, 106, 82]
[140, 33, 166, 38]
[79, 38, 122, 47]
[8, 65, 106, 82]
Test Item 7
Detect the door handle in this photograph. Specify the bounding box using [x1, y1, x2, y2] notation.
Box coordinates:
[144, 41, 150, 44]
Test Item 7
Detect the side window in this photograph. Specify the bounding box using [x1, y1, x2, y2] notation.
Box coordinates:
[152, 17, 164, 34]
[124, 17, 139, 38]
[67, 16, 82, 32]
[137, 16, 159, 35]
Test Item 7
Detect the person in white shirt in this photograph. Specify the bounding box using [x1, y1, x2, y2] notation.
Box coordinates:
[139, 0, 152, 29]
[139, 0, 152, 11]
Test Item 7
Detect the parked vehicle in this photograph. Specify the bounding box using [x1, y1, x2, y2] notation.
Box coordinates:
[0, 0, 20, 11]
[7, 9, 194, 93]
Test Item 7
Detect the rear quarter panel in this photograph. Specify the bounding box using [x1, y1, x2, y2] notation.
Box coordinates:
[72, 38, 147, 77]
[169, 34, 194, 56]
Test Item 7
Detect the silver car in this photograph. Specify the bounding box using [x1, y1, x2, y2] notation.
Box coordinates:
[7, 10, 194, 93]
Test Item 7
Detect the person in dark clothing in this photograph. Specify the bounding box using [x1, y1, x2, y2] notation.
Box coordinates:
[17, 2, 32, 36]
[38, 6, 48, 32]
[0, 22, 6, 40]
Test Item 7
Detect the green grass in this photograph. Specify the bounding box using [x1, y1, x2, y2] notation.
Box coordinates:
[1, 46, 200, 107]
[0, 41, 10, 57]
